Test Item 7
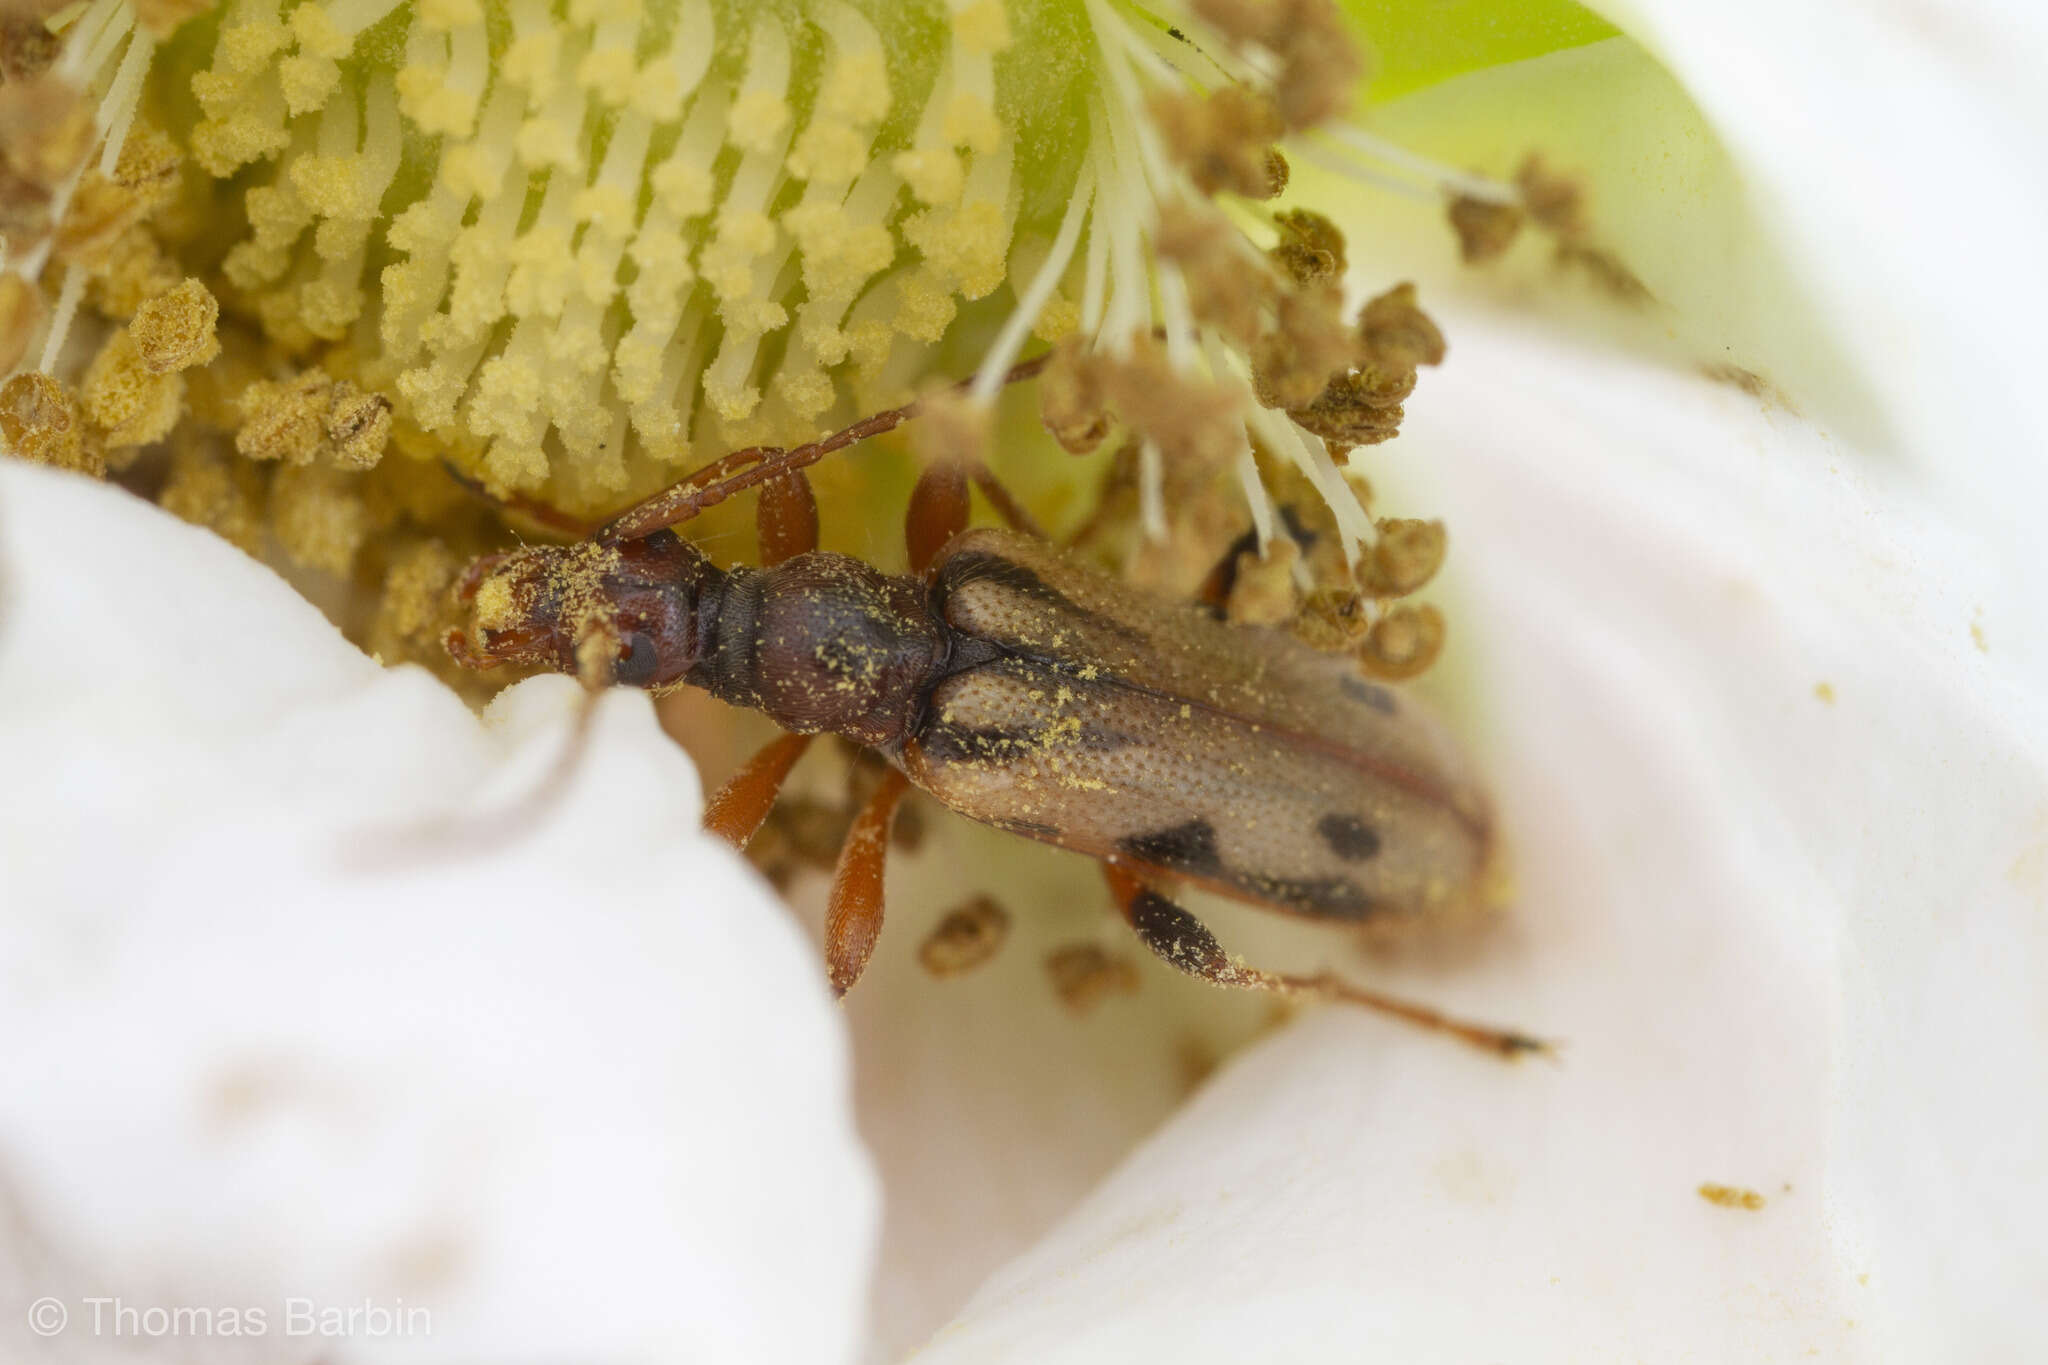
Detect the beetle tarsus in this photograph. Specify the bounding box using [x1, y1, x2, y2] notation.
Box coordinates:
[1104, 865, 1547, 1061]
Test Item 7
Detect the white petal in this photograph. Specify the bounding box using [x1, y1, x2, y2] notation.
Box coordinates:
[1590, 0, 2048, 684]
[751, 760, 1289, 1358]
[0, 462, 877, 1363]
[916, 312, 2048, 1361]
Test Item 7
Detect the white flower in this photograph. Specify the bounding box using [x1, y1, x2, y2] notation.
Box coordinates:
[0, 460, 876, 1361]
[3, 1, 2046, 1363]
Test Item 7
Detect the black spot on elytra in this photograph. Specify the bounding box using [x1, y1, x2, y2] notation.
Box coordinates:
[1317, 813, 1381, 862]
[1243, 873, 1378, 921]
[1119, 819, 1224, 876]
[1339, 675, 1397, 714]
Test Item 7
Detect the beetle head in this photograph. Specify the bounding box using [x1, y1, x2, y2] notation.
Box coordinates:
[445, 530, 714, 689]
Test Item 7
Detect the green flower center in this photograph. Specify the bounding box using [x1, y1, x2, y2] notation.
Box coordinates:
[148, 0, 1123, 506]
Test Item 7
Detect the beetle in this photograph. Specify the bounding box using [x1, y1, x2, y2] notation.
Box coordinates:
[445, 358, 1541, 1055]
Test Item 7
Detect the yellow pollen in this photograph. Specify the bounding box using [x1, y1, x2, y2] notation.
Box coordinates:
[953, 0, 1012, 56]
[7, 0, 1451, 582]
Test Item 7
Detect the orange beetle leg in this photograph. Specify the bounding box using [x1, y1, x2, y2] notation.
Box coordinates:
[824, 767, 911, 997]
[704, 732, 816, 848]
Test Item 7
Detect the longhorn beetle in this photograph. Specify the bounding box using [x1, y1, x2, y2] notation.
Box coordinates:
[446, 357, 1543, 1056]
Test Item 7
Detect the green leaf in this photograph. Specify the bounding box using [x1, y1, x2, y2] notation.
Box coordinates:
[1342, 0, 1619, 101]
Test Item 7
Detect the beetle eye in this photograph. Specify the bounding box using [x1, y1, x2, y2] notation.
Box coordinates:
[614, 631, 659, 687]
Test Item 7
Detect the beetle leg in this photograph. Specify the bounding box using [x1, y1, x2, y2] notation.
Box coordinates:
[1102, 864, 1551, 1059]
[757, 470, 820, 566]
[909, 459, 1047, 573]
[1194, 526, 1258, 612]
[966, 463, 1048, 541]
[704, 732, 816, 848]
[906, 460, 971, 575]
[824, 767, 911, 997]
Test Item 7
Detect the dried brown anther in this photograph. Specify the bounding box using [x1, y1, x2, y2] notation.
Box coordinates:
[1094, 333, 1245, 477]
[1155, 201, 1269, 345]
[1149, 85, 1287, 199]
[1278, 282, 1444, 450]
[0, 73, 89, 190]
[0, 370, 100, 476]
[0, 160, 51, 245]
[54, 124, 182, 267]
[1285, 365, 1412, 449]
[1039, 335, 1113, 455]
[1358, 282, 1446, 371]
[129, 278, 221, 374]
[1516, 154, 1587, 238]
[909, 385, 992, 471]
[1269, 208, 1348, 286]
[1251, 284, 1359, 410]
[1358, 518, 1446, 597]
[1513, 154, 1652, 303]
[0, 71, 85, 247]
[1289, 586, 1370, 652]
[1262, 147, 1289, 197]
[746, 796, 854, 890]
[1191, 0, 1362, 131]
[0, 9, 61, 83]
[1046, 942, 1140, 1015]
[1447, 194, 1524, 264]
[918, 895, 1012, 977]
[1555, 241, 1654, 305]
[325, 386, 394, 469]
[1224, 536, 1300, 626]
[236, 368, 393, 470]
[1358, 602, 1446, 680]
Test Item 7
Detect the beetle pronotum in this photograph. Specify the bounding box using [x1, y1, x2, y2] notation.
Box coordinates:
[446, 359, 1543, 1056]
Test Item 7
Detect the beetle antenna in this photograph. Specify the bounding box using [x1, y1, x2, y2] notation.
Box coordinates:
[597, 351, 1056, 544]
[440, 460, 598, 539]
